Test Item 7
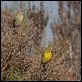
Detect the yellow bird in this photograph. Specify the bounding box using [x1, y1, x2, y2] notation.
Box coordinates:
[42, 48, 52, 64]
[14, 11, 24, 27]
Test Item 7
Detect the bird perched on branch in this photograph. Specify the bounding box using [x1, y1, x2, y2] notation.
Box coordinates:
[42, 47, 52, 64]
[13, 11, 24, 27]
[41, 47, 52, 72]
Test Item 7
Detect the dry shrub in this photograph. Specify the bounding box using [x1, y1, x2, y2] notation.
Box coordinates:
[51, 1, 81, 81]
[1, 1, 81, 81]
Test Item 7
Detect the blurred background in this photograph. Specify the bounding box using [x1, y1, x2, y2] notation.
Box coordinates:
[1, 1, 58, 47]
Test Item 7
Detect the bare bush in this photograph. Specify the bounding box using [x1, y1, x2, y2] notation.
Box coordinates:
[1, 1, 81, 81]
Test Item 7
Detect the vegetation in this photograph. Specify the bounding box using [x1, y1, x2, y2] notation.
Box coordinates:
[1, 1, 81, 81]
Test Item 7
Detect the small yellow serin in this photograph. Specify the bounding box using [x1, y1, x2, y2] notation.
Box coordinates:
[15, 11, 24, 26]
[42, 48, 52, 64]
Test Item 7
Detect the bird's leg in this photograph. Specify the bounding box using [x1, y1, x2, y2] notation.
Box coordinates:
[40, 63, 47, 72]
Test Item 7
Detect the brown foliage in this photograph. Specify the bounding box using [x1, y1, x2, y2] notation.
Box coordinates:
[1, 1, 81, 81]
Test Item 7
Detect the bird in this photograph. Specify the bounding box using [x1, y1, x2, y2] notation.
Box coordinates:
[42, 48, 52, 64]
[13, 11, 24, 27]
